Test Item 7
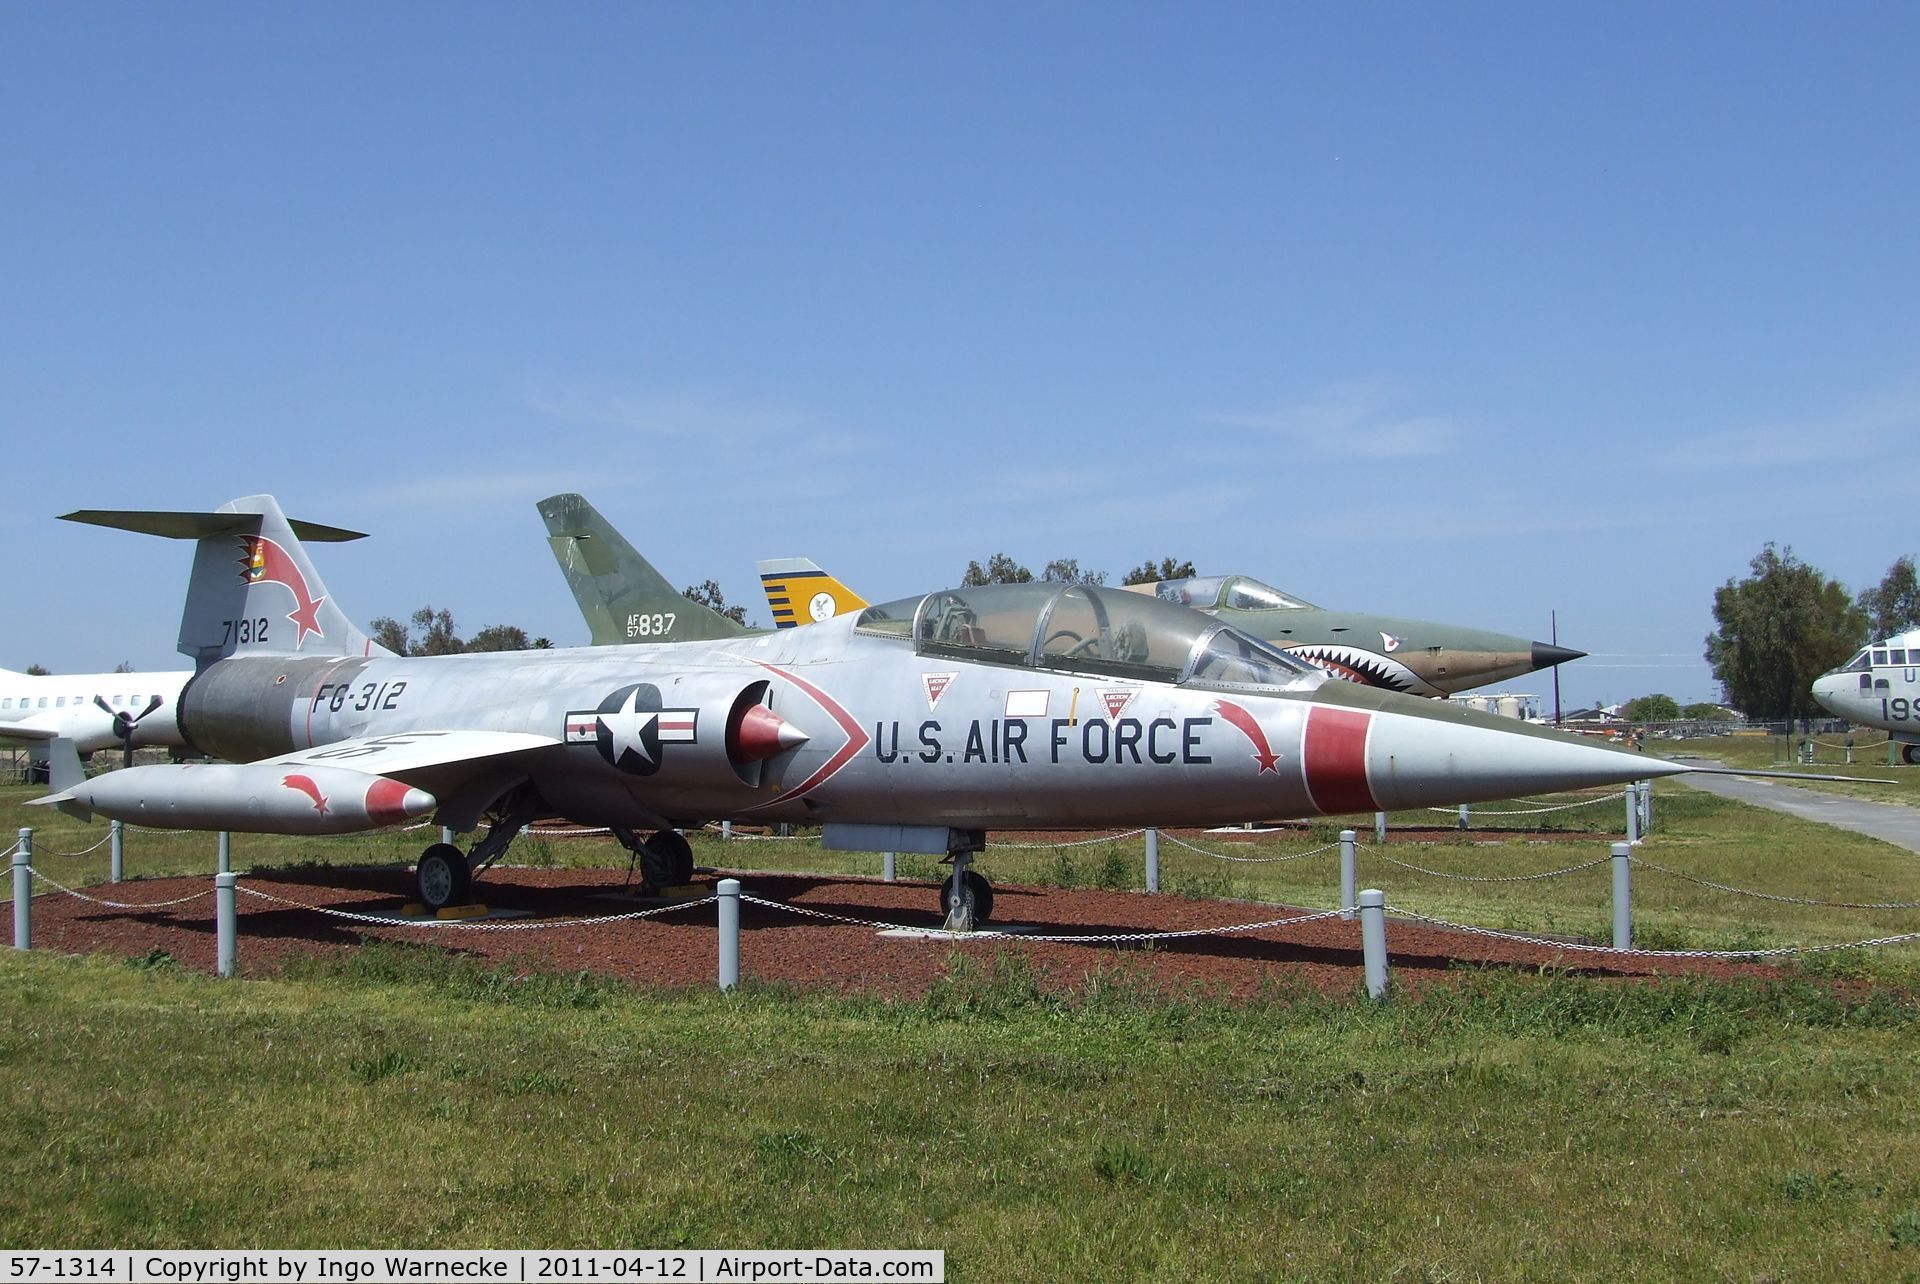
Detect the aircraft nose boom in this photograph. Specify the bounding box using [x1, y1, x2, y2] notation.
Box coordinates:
[1531, 642, 1586, 668]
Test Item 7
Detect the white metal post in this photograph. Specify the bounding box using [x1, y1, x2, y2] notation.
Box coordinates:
[1625, 786, 1640, 845]
[440, 825, 455, 846]
[1145, 828, 1160, 894]
[110, 819, 125, 884]
[882, 851, 896, 882]
[13, 828, 31, 951]
[1611, 842, 1632, 950]
[1374, 811, 1387, 843]
[216, 871, 237, 978]
[717, 877, 741, 991]
[1339, 829, 1357, 920]
[1457, 803, 1470, 831]
[1638, 780, 1652, 835]
[217, 831, 231, 874]
[1359, 888, 1388, 1000]
[721, 820, 733, 841]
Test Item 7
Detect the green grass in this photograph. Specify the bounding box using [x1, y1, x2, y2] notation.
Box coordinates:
[9, 779, 1920, 1273]
[1, 948, 1918, 1279]
[1664, 732, 1920, 805]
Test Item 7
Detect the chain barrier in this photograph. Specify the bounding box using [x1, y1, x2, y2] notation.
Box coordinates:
[25, 833, 114, 858]
[1628, 856, 1920, 910]
[1161, 833, 1341, 864]
[725, 832, 824, 842]
[739, 893, 1350, 945]
[1422, 793, 1620, 817]
[1808, 735, 1889, 750]
[0, 840, 19, 863]
[1373, 853, 1610, 883]
[233, 884, 719, 931]
[987, 830, 1146, 850]
[29, 868, 214, 909]
[1386, 905, 1920, 960]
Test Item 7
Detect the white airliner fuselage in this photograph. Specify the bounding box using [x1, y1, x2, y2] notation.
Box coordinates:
[1811, 630, 1920, 764]
[0, 667, 188, 756]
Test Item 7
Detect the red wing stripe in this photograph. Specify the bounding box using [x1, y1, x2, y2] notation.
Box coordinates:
[1304, 706, 1377, 815]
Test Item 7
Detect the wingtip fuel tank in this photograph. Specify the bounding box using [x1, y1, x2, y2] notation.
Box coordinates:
[48, 763, 437, 835]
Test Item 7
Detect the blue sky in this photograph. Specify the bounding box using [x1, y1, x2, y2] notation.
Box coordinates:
[4, 4, 1916, 710]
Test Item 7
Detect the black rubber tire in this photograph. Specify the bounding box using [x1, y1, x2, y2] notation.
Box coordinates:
[939, 870, 994, 924]
[417, 843, 472, 910]
[645, 829, 696, 887]
[1903, 744, 1920, 766]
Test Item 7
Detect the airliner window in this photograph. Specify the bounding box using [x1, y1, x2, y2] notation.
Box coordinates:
[1186, 628, 1320, 690]
[1894, 650, 1909, 665]
[1842, 650, 1871, 672]
[1875, 651, 1889, 666]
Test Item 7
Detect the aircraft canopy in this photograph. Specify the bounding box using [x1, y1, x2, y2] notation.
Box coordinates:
[1149, 575, 1318, 612]
[854, 582, 1321, 691]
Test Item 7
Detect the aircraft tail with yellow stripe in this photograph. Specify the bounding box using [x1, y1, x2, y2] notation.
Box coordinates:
[756, 558, 868, 628]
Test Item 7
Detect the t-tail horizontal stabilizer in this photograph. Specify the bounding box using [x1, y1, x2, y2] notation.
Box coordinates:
[61, 495, 389, 667]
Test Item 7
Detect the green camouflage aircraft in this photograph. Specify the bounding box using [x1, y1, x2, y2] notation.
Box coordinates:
[1119, 575, 1583, 698]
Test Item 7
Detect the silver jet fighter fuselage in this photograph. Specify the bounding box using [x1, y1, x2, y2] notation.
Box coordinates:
[45, 496, 1682, 920]
[173, 610, 1648, 835]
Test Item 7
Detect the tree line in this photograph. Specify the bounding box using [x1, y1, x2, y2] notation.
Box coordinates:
[958, 554, 1197, 587]
[1703, 549, 1919, 720]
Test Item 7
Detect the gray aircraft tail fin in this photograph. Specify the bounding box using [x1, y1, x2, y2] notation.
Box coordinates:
[537, 493, 748, 645]
[61, 495, 390, 668]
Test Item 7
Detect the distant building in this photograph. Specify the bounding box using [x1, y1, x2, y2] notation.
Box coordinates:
[1453, 692, 1541, 721]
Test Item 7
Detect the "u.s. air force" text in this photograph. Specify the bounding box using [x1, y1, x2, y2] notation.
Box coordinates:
[871, 717, 1213, 765]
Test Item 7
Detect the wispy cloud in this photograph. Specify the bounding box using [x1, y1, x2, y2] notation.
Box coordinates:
[1200, 382, 1466, 460]
[1658, 387, 1920, 471]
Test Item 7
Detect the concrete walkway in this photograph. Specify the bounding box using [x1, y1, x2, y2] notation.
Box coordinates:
[1672, 758, 1920, 854]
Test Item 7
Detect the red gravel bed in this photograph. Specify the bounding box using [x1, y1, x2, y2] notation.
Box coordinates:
[20, 864, 1774, 998]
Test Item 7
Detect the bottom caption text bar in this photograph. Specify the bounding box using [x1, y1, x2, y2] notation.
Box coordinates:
[4, 1252, 944, 1284]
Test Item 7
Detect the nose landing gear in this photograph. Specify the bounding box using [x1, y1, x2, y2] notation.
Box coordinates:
[940, 849, 994, 931]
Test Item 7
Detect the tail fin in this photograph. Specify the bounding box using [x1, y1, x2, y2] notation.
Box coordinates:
[756, 557, 869, 628]
[61, 495, 388, 667]
[536, 493, 748, 644]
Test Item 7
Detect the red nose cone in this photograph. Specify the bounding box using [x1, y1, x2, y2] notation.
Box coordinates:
[733, 703, 809, 763]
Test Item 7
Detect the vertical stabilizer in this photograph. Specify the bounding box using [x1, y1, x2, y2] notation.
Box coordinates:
[756, 557, 869, 628]
[60, 495, 388, 667]
[537, 494, 748, 644]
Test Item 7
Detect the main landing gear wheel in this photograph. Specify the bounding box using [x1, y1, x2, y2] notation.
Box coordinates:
[1903, 744, 1920, 766]
[939, 869, 994, 925]
[416, 843, 473, 910]
[644, 829, 695, 888]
